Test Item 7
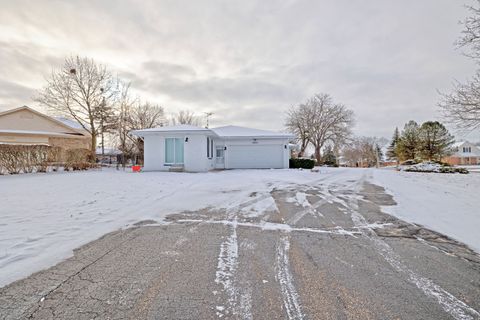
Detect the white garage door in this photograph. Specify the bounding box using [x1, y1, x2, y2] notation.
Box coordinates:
[227, 144, 284, 169]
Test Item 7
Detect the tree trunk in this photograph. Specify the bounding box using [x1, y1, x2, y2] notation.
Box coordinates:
[314, 146, 321, 164]
[101, 132, 105, 155]
[90, 134, 96, 163]
[298, 139, 308, 158]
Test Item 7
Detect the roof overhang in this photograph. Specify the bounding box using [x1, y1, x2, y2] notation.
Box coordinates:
[215, 134, 294, 140]
[131, 129, 216, 137]
[0, 130, 86, 139]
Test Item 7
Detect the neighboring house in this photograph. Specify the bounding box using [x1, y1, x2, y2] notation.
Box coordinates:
[131, 125, 293, 172]
[0, 106, 91, 150]
[443, 141, 480, 165]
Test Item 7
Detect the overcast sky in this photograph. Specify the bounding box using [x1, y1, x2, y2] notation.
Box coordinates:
[0, 0, 477, 140]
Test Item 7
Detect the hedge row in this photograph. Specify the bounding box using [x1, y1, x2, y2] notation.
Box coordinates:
[404, 166, 469, 174]
[0, 145, 93, 174]
[289, 158, 315, 169]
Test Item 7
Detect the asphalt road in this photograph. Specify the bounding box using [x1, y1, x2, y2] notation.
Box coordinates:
[1, 172, 480, 319]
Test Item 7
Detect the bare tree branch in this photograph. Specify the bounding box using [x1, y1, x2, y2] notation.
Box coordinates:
[171, 110, 200, 126]
[35, 55, 120, 155]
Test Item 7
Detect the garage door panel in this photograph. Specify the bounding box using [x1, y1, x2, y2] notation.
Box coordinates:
[227, 144, 284, 169]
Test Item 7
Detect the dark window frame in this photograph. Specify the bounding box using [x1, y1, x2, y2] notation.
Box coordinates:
[207, 137, 214, 159]
[207, 137, 210, 158]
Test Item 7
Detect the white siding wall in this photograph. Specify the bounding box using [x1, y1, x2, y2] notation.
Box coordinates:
[184, 134, 210, 172]
[143, 134, 290, 171]
[143, 135, 167, 171]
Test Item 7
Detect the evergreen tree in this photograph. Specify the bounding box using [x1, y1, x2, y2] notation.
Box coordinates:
[322, 146, 337, 166]
[418, 121, 454, 161]
[397, 120, 420, 161]
[386, 127, 400, 162]
[375, 143, 383, 165]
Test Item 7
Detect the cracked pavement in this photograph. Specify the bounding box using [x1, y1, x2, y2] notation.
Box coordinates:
[1, 172, 479, 320]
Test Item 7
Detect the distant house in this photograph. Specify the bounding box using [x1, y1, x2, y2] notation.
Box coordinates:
[96, 147, 123, 164]
[131, 124, 293, 172]
[443, 141, 480, 165]
[0, 106, 91, 150]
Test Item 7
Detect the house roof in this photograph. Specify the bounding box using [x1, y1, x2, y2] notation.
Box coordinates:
[54, 117, 85, 130]
[452, 141, 468, 148]
[0, 106, 89, 136]
[132, 124, 211, 135]
[212, 125, 293, 138]
[131, 124, 293, 139]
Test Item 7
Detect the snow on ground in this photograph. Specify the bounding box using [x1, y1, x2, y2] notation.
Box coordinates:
[371, 168, 480, 253]
[0, 168, 360, 287]
[1, 167, 479, 287]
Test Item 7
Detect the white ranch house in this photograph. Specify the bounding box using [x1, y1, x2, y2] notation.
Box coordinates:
[131, 125, 294, 172]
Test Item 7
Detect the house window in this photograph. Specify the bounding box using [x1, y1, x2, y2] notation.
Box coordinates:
[463, 147, 472, 153]
[165, 138, 184, 165]
[207, 137, 214, 159]
[207, 138, 210, 158]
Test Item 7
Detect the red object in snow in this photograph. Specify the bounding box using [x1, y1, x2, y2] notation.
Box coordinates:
[132, 165, 141, 172]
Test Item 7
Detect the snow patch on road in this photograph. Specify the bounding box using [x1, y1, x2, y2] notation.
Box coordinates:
[241, 194, 278, 218]
[275, 236, 304, 320]
[214, 210, 253, 319]
[286, 192, 309, 208]
[215, 218, 239, 318]
[177, 219, 360, 236]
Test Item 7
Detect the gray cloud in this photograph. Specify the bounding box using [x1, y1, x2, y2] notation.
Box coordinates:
[0, 79, 36, 109]
[0, 0, 477, 139]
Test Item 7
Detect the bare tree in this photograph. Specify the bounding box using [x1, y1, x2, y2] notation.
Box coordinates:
[115, 93, 166, 161]
[305, 94, 354, 163]
[35, 55, 119, 155]
[342, 136, 383, 167]
[456, 1, 480, 59]
[116, 83, 136, 159]
[286, 103, 312, 157]
[438, 71, 480, 130]
[129, 102, 166, 130]
[439, 1, 480, 130]
[171, 110, 200, 126]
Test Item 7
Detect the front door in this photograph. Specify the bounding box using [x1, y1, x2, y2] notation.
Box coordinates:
[165, 138, 184, 165]
[215, 146, 225, 169]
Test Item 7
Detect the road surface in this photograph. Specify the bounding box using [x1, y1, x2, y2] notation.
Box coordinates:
[1, 170, 479, 319]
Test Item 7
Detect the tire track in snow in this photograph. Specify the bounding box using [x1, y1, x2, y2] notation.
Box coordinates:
[275, 235, 304, 320]
[348, 174, 480, 320]
[215, 217, 241, 318]
[215, 195, 270, 320]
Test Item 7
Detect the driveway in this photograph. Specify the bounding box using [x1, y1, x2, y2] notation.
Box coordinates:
[1, 173, 479, 319]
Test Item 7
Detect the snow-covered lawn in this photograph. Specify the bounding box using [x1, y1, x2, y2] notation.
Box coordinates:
[372, 168, 480, 253]
[1, 167, 479, 288]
